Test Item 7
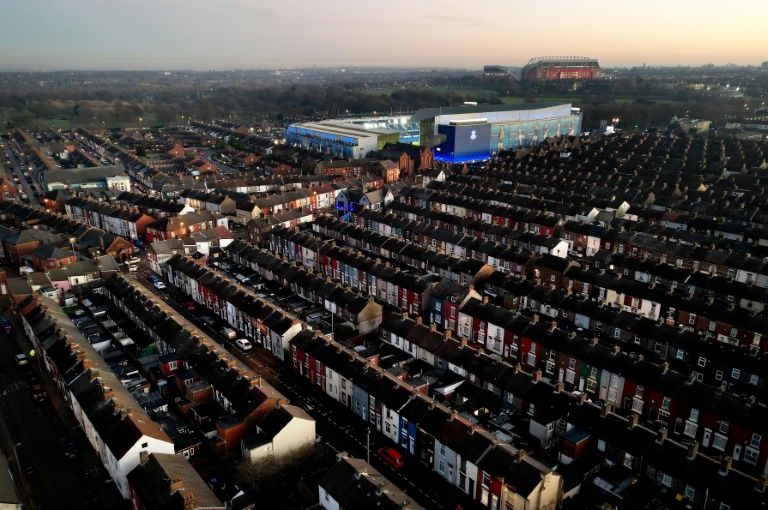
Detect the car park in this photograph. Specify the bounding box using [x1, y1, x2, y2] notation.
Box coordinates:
[377, 447, 404, 468]
[235, 339, 253, 351]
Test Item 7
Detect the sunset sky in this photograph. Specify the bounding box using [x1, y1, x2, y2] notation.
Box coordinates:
[1, 0, 765, 70]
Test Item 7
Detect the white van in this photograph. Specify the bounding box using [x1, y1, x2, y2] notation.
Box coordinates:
[221, 328, 237, 340]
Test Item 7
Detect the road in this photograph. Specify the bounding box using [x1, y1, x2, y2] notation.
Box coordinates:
[200, 149, 244, 176]
[0, 305, 127, 510]
[131, 263, 483, 510]
[2, 143, 40, 207]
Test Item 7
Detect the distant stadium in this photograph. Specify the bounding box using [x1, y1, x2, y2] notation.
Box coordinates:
[484, 56, 601, 81]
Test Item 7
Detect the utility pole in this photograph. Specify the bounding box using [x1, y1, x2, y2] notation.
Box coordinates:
[367, 427, 370, 463]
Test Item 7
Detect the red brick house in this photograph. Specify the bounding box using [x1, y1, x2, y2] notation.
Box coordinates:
[31, 243, 77, 271]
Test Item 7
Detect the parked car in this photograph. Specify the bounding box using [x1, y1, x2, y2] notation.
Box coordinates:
[221, 328, 237, 340]
[0, 317, 12, 334]
[200, 316, 215, 326]
[153, 281, 166, 290]
[377, 447, 404, 468]
[184, 301, 197, 312]
[126, 257, 141, 265]
[235, 339, 253, 351]
[60, 436, 77, 459]
[15, 353, 28, 366]
[31, 382, 47, 403]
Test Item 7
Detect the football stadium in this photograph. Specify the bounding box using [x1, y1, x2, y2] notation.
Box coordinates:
[286, 102, 582, 164]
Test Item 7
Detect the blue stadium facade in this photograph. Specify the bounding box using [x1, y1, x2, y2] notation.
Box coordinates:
[410, 102, 582, 164]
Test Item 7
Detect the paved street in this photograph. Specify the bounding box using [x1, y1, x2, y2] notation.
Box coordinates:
[2, 144, 40, 207]
[0, 304, 127, 510]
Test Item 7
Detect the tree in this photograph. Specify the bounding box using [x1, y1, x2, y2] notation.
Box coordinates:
[135, 146, 147, 157]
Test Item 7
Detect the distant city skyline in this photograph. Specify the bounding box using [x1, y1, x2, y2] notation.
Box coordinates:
[0, 0, 765, 71]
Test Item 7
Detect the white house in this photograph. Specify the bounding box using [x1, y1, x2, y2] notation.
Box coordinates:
[241, 405, 315, 462]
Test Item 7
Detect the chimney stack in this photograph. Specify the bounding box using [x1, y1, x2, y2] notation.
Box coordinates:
[600, 402, 613, 417]
[532, 370, 543, 382]
[758, 474, 768, 493]
[656, 427, 668, 443]
[687, 441, 699, 459]
[170, 477, 184, 492]
[720, 456, 732, 475]
[415, 317, 422, 326]
[139, 450, 149, 464]
[627, 413, 639, 428]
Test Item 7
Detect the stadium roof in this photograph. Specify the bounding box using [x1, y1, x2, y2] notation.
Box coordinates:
[289, 121, 397, 138]
[409, 102, 569, 123]
[525, 56, 600, 68]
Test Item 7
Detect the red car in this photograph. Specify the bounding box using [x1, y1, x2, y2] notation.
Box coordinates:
[377, 447, 404, 469]
[184, 301, 197, 312]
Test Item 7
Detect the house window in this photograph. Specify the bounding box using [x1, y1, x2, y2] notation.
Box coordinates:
[597, 439, 606, 452]
[684, 485, 695, 500]
[168, 361, 177, 370]
[730, 327, 738, 338]
[435, 302, 441, 312]
[440, 444, 446, 457]
[141, 442, 148, 448]
[715, 370, 723, 381]
[732, 368, 741, 380]
[550, 274, 556, 282]
[712, 433, 728, 451]
[661, 397, 671, 409]
[569, 358, 576, 370]
[744, 447, 759, 465]
[631, 298, 639, 308]
[720, 421, 729, 434]
[661, 473, 672, 487]
[752, 434, 762, 448]
[697, 357, 706, 367]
